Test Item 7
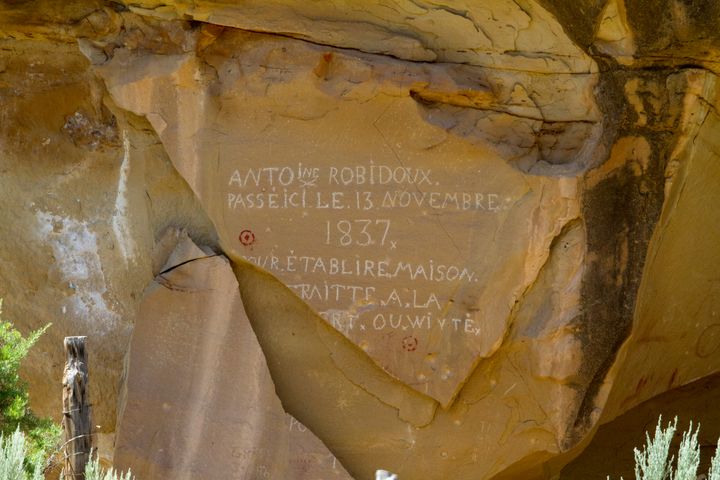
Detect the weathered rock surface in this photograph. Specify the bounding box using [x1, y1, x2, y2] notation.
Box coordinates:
[124, 0, 597, 74]
[594, 67, 720, 423]
[0, 1, 718, 479]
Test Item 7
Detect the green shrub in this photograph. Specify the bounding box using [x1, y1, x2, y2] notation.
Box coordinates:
[609, 416, 720, 480]
[0, 299, 61, 474]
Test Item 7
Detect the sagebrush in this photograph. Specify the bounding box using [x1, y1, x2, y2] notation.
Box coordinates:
[0, 429, 43, 480]
[84, 455, 135, 480]
[609, 416, 720, 480]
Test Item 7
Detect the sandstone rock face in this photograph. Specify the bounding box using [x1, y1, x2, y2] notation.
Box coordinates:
[0, 1, 719, 479]
[594, 69, 720, 422]
[115, 233, 350, 479]
[95, 30, 588, 407]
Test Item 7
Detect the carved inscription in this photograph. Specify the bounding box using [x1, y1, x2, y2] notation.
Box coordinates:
[207, 97, 560, 404]
[225, 161, 513, 349]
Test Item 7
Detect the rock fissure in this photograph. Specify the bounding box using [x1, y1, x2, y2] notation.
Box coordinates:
[158, 253, 220, 275]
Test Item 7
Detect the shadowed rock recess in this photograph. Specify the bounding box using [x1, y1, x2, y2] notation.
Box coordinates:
[0, 1, 718, 479]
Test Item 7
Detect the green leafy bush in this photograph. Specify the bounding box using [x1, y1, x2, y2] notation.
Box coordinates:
[0, 299, 60, 475]
[609, 416, 720, 480]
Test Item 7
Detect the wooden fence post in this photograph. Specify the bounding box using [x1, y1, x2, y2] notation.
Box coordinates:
[62, 336, 92, 479]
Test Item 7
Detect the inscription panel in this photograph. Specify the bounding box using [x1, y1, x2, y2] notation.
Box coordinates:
[205, 98, 570, 404]
[225, 160, 511, 338]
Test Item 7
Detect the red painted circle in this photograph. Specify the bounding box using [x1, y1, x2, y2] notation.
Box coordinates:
[239, 229, 255, 246]
[402, 336, 418, 352]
